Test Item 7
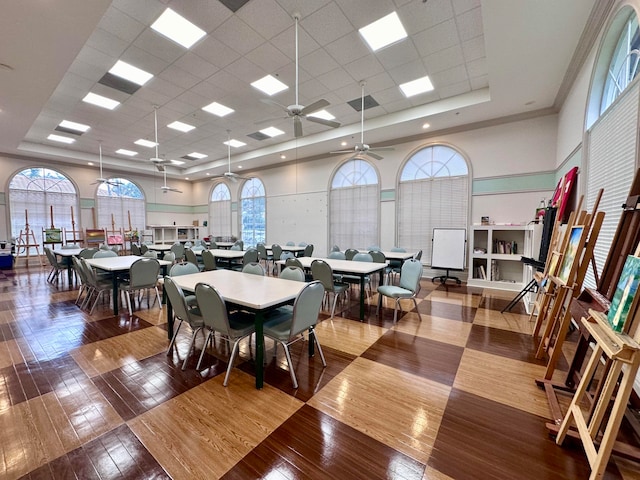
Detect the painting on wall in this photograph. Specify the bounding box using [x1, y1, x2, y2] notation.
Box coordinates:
[607, 255, 640, 333]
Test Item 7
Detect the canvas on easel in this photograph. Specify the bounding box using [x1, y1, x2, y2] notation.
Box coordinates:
[607, 255, 640, 332]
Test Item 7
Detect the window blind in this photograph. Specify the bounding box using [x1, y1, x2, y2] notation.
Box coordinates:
[209, 200, 231, 237]
[330, 184, 379, 249]
[97, 196, 146, 232]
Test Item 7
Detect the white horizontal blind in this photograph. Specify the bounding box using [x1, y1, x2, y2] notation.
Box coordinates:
[330, 184, 379, 249]
[10, 190, 76, 242]
[584, 81, 639, 289]
[209, 200, 231, 237]
[97, 196, 146, 232]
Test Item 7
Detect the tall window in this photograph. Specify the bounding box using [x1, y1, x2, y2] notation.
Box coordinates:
[96, 179, 145, 232]
[209, 182, 232, 237]
[9, 167, 78, 243]
[329, 159, 379, 249]
[397, 145, 469, 264]
[240, 178, 265, 247]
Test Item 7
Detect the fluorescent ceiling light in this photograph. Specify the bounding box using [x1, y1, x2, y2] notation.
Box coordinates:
[251, 75, 288, 96]
[47, 134, 75, 144]
[259, 126, 285, 137]
[134, 139, 158, 148]
[167, 121, 195, 132]
[224, 139, 246, 148]
[82, 92, 120, 110]
[307, 109, 335, 120]
[399, 75, 435, 97]
[187, 152, 207, 159]
[202, 101, 234, 117]
[151, 8, 206, 49]
[170, 159, 185, 166]
[109, 60, 153, 86]
[116, 149, 137, 156]
[359, 11, 407, 51]
[59, 120, 90, 133]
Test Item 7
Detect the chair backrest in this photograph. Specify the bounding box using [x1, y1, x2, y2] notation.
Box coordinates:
[352, 252, 373, 263]
[286, 241, 295, 246]
[243, 248, 259, 265]
[44, 247, 56, 267]
[194, 239, 204, 248]
[184, 248, 198, 266]
[129, 258, 161, 288]
[163, 252, 176, 263]
[201, 250, 217, 271]
[285, 257, 304, 269]
[368, 245, 381, 251]
[194, 282, 232, 336]
[328, 251, 346, 260]
[303, 244, 314, 257]
[169, 262, 200, 277]
[79, 247, 98, 259]
[311, 259, 336, 293]
[345, 248, 359, 260]
[288, 281, 325, 338]
[71, 256, 87, 284]
[140, 244, 148, 254]
[93, 249, 118, 258]
[279, 266, 305, 282]
[143, 250, 158, 259]
[233, 240, 244, 250]
[62, 243, 78, 249]
[184, 241, 192, 248]
[391, 246, 406, 252]
[369, 250, 386, 263]
[298, 242, 308, 247]
[170, 243, 185, 259]
[271, 244, 283, 261]
[242, 262, 265, 276]
[164, 276, 195, 325]
[280, 251, 295, 261]
[131, 244, 141, 256]
[399, 258, 423, 293]
[209, 240, 218, 249]
[414, 250, 423, 261]
[256, 243, 268, 260]
[331, 244, 341, 252]
[79, 258, 98, 287]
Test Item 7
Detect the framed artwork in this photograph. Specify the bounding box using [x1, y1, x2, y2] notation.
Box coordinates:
[607, 255, 640, 333]
[44, 228, 62, 243]
[107, 234, 123, 245]
[86, 229, 106, 245]
[557, 226, 584, 284]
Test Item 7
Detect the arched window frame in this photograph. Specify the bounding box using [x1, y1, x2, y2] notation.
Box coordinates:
[239, 177, 266, 248]
[209, 182, 232, 238]
[396, 144, 471, 266]
[329, 158, 380, 250]
[95, 178, 146, 232]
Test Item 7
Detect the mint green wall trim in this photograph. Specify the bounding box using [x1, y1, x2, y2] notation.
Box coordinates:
[472, 172, 556, 195]
[80, 198, 95, 208]
[0, 192, 5, 205]
[192, 204, 208, 214]
[381, 189, 395, 201]
[231, 201, 238, 212]
[146, 203, 196, 213]
[556, 147, 581, 182]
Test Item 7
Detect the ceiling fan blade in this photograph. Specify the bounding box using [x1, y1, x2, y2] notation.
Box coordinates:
[293, 116, 303, 138]
[369, 146, 395, 152]
[301, 99, 329, 115]
[367, 151, 384, 161]
[260, 98, 289, 110]
[329, 149, 355, 154]
[155, 164, 165, 172]
[306, 116, 341, 128]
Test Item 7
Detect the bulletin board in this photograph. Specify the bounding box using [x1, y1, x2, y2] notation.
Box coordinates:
[431, 228, 466, 270]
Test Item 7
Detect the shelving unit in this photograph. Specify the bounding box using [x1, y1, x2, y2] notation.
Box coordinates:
[467, 224, 542, 292]
[147, 225, 201, 245]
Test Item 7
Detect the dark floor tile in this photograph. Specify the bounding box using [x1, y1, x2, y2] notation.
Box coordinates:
[416, 298, 476, 322]
[429, 388, 621, 479]
[436, 283, 484, 296]
[362, 330, 464, 386]
[223, 404, 425, 480]
[479, 295, 527, 314]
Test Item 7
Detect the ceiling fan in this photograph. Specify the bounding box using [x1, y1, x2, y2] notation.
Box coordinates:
[149, 105, 170, 172]
[210, 130, 250, 183]
[331, 81, 394, 161]
[91, 142, 122, 186]
[259, 14, 341, 138]
[159, 169, 182, 193]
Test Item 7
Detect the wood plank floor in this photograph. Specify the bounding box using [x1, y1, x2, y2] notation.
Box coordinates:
[1, 265, 640, 479]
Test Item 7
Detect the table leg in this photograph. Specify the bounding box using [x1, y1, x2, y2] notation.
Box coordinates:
[66, 257, 74, 284]
[359, 274, 365, 320]
[166, 297, 174, 340]
[255, 311, 264, 389]
[111, 273, 119, 315]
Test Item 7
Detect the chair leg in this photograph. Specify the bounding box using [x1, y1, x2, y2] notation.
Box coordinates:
[196, 329, 213, 370]
[330, 292, 338, 319]
[393, 298, 401, 323]
[223, 338, 242, 386]
[281, 342, 298, 389]
[181, 327, 202, 370]
[90, 291, 104, 314]
[166, 318, 183, 354]
[125, 291, 133, 316]
[310, 328, 326, 367]
[412, 297, 419, 315]
[154, 286, 162, 309]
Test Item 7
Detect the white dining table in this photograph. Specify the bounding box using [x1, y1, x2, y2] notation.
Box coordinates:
[51, 247, 84, 283]
[148, 244, 174, 252]
[85, 255, 172, 315]
[169, 269, 306, 389]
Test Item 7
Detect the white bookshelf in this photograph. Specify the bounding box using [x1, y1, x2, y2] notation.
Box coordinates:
[467, 224, 542, 293]
[147, 225, 202, 244]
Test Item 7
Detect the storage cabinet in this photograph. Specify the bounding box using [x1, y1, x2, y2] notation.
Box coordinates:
[147, 225, 202, 244]
[467, 224, 542, 292]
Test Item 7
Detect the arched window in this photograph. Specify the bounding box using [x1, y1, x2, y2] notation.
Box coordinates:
[9, 167, 78, 244]
[96, 179, 145, 232]
[209, 182, 232, 237]
[397, 145, 469, 264]
[329, 159, 379, 249]
[240, 178, 265, 248]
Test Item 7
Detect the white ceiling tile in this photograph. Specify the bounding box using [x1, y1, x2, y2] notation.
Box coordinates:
[120, 45, 169, 76]
[470, 74, 488, 89]
[400, 0, 454, 35]
[133, 29, 185, 64]
[435, 79, 471, 99]
[173, 52, 219, 80]
[74, 45, 117, 73]
[274, 0, 332, 19]
[300, 3, 355, 47]
[456, 6, 483, 42]
[245, 43, 291, 73]
[387, 59, 428, 84]
[375, 41, 420, 71]
[146, 75, 189, 99]
[412, 19, 459, 56]
[343, 55, 385, 82]
[332, 83, 364, 103]
[452, 0, 481, 16]
[236, 0, 292, 40]
[324, 31, 370, 65]
[317, 67, 356, 91]
[299, 78, 330, 99]
[198, 70, 243, 95]
[300, 48, 339, 77]
[131, 86, 172, 109]
[466, 57, 487, 78]
[334, 0, 397, 29]
[409, 89, 440, 106]
[424, 44, 464, 74]
[461, 35, 485, 62]
[363, 71, 396, 93]
[212, 16, 265, 56]
[430, 64, 468, 87]
[192, 36, 241, 69]
[271, 25, 321, 60]
[111, 0, 165, 26]
[381, 97, 413, 114]
[99, 7, 146, 44]
[86, 28, 130, 58]
[225, 57, 267, 84]
[169, 1, 232, 33]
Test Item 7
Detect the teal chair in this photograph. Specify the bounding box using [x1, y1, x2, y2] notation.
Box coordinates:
[342, 252, 373, 298]
[165, 277, 204, 370]
[387, 247, 407, 284]
[167, 262, 200, 307]
[376, 258, 423, 323]
[194, 282, 256, 384]
[262, 280, 326, 388]
[311, 259, 349, 319]
[201, 249, 217, 271]
[279, 265, 305, 282]
[93, 249, 118, 258]
[119, 258, 161, 315]
[242, 262, 265, 276]
[344, 248, 358, 260]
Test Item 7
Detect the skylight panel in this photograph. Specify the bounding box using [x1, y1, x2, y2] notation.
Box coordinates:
[251, 75, 289, 96]
[116, 149, 138, 156]
[134, 139, 158, 148]
[109, 60, 153, 86]
[47, 134, 75, 144]
[151, 8, 206, 49]
[224, 139, 246, 148]
[399, 75, 435, 97]
[58, 120, 90, 133]
[167, 121, 196, 132]
[82, 92, 120, 110]
[202, 101, 234, 117]
[259, 127, 285, 137]
[359, 12, 407, 51]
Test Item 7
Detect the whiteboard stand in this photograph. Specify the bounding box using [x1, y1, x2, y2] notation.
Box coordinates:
[431, 228, 466, 285]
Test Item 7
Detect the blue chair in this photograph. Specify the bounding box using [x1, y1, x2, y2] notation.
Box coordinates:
[376, 259, 422, 323]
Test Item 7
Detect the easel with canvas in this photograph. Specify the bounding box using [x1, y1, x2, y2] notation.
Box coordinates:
[15, 209, 43, 267]
[106, 214, 124, 254]
[42, 206, 62, 249]
[63, 206, 84, 246]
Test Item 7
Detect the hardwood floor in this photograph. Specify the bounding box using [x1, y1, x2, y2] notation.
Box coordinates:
[1, 265, 640, 479]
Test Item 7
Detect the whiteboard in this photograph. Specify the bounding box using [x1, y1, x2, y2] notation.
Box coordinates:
[431, 228, 466, 270]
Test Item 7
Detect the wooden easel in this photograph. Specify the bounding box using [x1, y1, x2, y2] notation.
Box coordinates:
[15, 209, 43, 267]
[42, 205, 63, 249]
[553, 307, 640, 479]
[64, 206, 84, 246]
[105, 214, 124, 254]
